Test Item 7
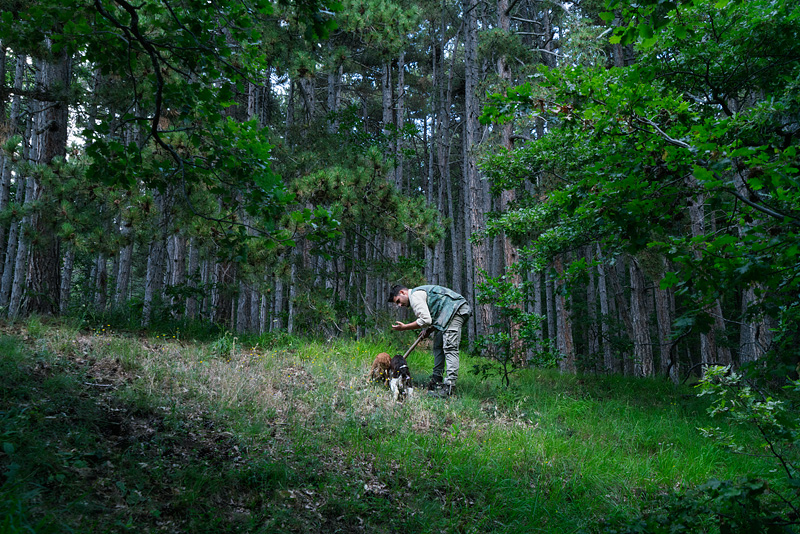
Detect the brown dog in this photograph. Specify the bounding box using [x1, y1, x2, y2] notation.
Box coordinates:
[368, 352, 392, 384]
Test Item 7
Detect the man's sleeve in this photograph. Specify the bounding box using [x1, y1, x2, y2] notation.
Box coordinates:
[409, 290, 432, 327]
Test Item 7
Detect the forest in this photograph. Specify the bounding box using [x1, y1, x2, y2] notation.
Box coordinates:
[0, 0, 798, 379]
[0, 0, 799, 531]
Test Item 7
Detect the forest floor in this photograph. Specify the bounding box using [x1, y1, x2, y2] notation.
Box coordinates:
[0, 318, 778, 533]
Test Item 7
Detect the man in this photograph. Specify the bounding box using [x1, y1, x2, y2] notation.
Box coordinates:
[388, 284, 471, 398]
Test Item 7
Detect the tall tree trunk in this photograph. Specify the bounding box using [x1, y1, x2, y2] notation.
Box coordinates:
[169, 232, 186, 315]
[608, 257, 634, 374]
[59, 246, 74, 314]
[732, 168, 771, 364]
[596, 244, 615, 372]
[395, 51, 405, 192]
[381, 60, 393, 163]
[554, 255, 575, 372]
[586, 245, 600, 369]
[115, 220, 134, 307]
[202, 257, 214, 321]
[94, 253, 108, 312]
[0, 54, 26, 289]
[185, 238, 199, 319]
[426, 113, 438, 284]
[24, 49, 71, 316]
[1, 216, 19, 308]
[142, 190, 170, 327]
[465, 0, 489, 338]
[440, 10, 461, 293]
[545, 268, 556, 354]
[496, 0, 524, 363]
[685, 174, 732, 368]
[8, 176, 34, 318]
[327, 62, 342, 134]
[531, 269, 543, 356]
[654, 256, 678, 382]
[237, 280, 249, 332]
[273, 254, 285, 331]
[287, 250, 298, 334]
[630, 257, 654, 376]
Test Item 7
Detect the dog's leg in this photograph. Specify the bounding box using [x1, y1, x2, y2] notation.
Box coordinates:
[389, 378, 400, 401]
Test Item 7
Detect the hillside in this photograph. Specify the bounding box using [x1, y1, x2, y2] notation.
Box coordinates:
[0, 319, 787, 533]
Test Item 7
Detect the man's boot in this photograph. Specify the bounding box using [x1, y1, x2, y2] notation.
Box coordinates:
[428, 382, 455, 398]
[426, 375, 443, 391]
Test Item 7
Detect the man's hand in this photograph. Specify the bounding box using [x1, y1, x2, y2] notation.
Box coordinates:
[422, 327, 435, 339]
[392, 321, 421, 332]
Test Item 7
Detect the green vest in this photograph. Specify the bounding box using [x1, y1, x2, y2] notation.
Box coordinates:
[410, 285, 469, 331]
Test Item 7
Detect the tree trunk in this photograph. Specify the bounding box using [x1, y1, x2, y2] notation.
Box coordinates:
[531, 269, 543, 356]
[59, 246, 74, 314]
[0, 54, 26, 290]
[395, 51, 405, 191]
[273, 268, 285, 331]
[169, 232, 186, 315]
[465, 0, 489, 339]
[654, 256, 678, 383]
[596, 244, 615, 372]
[185, 237, 199, 319]
[23, 49, 71, 316]
[545, 268, 556, 354]
[685, 174, 732, 368]
[554, 255, 575, 373]
[1, 218, 19, 308]
[237, 280, 249, 332]
[732, 168, 771, 364]
[608, 257, 634, 374]
[115, 220, 133, 307]
[94, 253, 108, 312]
[630, 257, 654, 377]
[142, 190, 170, 326]
[586, 245, 600, 368]
[8, 176, 34, 318]
[287, 252, 298, 334]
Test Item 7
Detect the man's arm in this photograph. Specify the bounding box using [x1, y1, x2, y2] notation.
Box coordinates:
[391, 290, 431, 332]
[392, 320, 422, 331]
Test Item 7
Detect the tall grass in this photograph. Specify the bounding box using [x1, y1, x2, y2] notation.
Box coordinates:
[0, 319, 777, 533]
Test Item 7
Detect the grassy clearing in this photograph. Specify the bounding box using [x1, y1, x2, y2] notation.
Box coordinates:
[0, 319, 776, 533]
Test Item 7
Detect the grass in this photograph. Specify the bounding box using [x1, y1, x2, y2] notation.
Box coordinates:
[0, 318, 782, 533]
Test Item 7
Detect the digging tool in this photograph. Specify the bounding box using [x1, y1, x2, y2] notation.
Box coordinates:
[395, 329, 428, 399]
[402, 329, 428, 359]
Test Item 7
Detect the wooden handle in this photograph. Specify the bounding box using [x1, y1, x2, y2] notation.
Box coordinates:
[402, 330, 427, 359]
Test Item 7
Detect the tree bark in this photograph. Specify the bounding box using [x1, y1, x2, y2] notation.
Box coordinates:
[596, 244, 615, 372]
[654, 256, 678, 382]
[554, 254, 575, 372]
[465, 0, 490, 339]
[685, 174, 732, 368]
[185, 237, 199, 319]
[630, 257, 654, 376]
[586, 245, 600, 368]
[142, 190, 170, 326]
[23, 49, 71, 316]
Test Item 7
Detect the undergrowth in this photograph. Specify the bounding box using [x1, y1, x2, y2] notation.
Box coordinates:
[0, 317, 787, 533]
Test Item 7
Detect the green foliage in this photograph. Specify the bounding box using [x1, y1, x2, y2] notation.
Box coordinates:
[473, 271, 551, 386]
[697, 366, 799, 479]
[602, 366, 800, 532]
[0, 0, 342, 255]
[600, 476, 792, 533]
[478, 0, 800, 373]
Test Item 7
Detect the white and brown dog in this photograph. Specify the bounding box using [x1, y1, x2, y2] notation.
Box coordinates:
[389, 354, 413, 401]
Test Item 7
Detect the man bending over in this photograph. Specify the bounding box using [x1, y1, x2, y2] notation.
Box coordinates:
[388, 284, 471, 398]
